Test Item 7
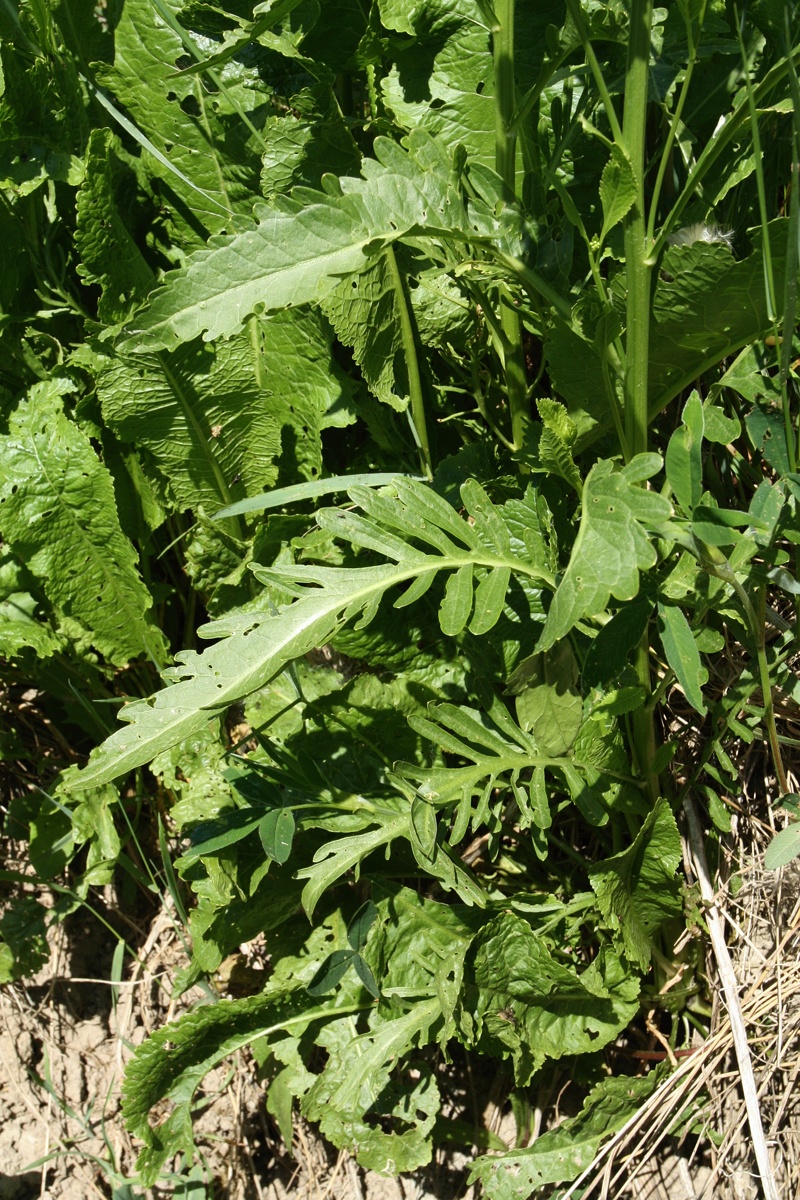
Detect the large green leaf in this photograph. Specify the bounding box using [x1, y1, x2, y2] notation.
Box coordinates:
[537, 455, 672, 652]
[97, 307, 350, 525]
[469, 1071, 665, 1199]
[464, 913, 639, 1084]
[64, 479, 552, 789]
[121, 133, 521, 352]
[0, 380, 167, 666]
[74, 128, 154, 324]
[96, 334, 280, 520]
[320, 252, 406, 410]
[97, 0, 266, 244]
[379, 0, 552, 173]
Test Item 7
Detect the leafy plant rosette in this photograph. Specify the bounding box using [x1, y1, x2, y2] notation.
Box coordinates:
[3, 0, 800, 1192]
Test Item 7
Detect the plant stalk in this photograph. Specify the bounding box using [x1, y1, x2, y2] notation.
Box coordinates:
[623, 0, 659, 803]
[493, 0, 529, 453]
[384, 244, 433, 480]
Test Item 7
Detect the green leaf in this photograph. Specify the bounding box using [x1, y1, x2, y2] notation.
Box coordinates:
[67, 479, 551, 790]
[469, 1071, 664, 1198]
[440, 564, 474, 635]
[583, 600, 652, 688]
[516, 682, 582, 757]
[307, 949, 356, 995]
[650, 222, 794, 411]
[538, 455, 671, 653]
[259, 809, 296, 864]
[351, 954, 381, 999]
[410, 795, 438, 862]
[122, 133, 509, 352]
[97, 343, 276, 521]
[535, 397, 582, 495]
[122, 919, 355, 1185]
[764, 822, 800, 870]
[0, 897, 50, 982]
[665, 391, 704, 513]
[347, 901, 379, 953]
[588, 798, 683, 970]
[74, 128, 154, 324]
[466, 913, 639, 1083]
[0, 381, 167, 666]
[0, 552, 62, 659]
[97, 0, 266, 243]
[297, 809, 410, 917]
[657, 602, 707, 715]
[321, 251, 407, 410]
[599, 144, 637, 243]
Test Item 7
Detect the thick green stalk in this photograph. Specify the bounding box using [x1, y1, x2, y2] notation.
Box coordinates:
[493, 0, 528, 452]
[623, 0, 658, 803]
[623, 0, 653, 462]
[384, 245, 432, 480]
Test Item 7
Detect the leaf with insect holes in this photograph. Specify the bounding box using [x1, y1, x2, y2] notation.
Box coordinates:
[538, 455, 671, 653]
[121, 132, 522, 353]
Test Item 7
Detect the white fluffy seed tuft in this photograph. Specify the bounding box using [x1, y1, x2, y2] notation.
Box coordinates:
[668, 222, 735, 249]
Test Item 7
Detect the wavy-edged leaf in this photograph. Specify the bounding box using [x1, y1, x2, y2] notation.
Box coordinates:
[587, 798, 683, 970]
[538, 455, 671, 652]
[121, 916, 361, 1185]
[469, 1071, 665, 1199]
[0, 381, 167, 666]
[97, 333, 280, 520]
[535, 397, 583, 495]
[122, 132, 520, 353]
[74, 128, 154, 324]
[465, 913, 640, 1084]
[321, 251, 406, 410]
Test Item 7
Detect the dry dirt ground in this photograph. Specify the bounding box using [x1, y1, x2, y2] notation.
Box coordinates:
[1, 832, 800, 1200]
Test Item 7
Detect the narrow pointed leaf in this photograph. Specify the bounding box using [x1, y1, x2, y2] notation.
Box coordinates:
[657, 602, 707, 715]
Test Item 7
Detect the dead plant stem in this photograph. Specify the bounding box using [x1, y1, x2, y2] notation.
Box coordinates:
[683, 792, 780, 1200]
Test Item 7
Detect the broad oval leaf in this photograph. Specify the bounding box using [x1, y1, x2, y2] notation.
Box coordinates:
[259, 808, 296, 864]
[764, 822, 800, 871]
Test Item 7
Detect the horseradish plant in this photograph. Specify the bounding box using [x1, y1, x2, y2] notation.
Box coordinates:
[5, 0, 799, 1191]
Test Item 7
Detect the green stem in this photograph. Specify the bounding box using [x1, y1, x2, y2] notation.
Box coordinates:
[646, 0, 706, 242]
[623, 0, 653, 462]
[563, 0, 624, 144]
[494, 0, 528, 453]
[623, 0, 658, 803]
[650, 45, 800, 261]
[740, 580, 789, 795]
[384, 244, 432, 480]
